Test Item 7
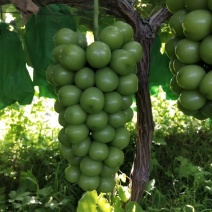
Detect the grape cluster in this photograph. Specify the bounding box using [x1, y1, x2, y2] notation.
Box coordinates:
[165, 0, 212, 119]
[46, 21, 142, 192]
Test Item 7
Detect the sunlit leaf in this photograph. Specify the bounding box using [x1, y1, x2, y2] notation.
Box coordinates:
[97, 195, 112, 212]
[77, 191, 98, 212]
[118, 186, 131, 202]
[112, 195, 123, 208]
[119, 173, 127, 183]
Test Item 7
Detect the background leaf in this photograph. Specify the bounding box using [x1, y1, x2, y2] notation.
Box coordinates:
[125, 201, 144, 212]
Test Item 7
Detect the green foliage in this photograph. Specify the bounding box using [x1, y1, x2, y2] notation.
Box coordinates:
[0, 92, 81, 211]
[0, 22, 34, 109]
[0, 88, 211, 211]
[142, 88, 212, 211]
[149, 36, 175, 100]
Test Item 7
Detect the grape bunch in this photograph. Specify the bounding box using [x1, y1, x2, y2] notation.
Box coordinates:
[165, 0, 212, 120]
[46, 21, 142, 193]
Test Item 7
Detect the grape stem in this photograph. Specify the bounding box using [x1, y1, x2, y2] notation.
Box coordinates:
[93, 0, 99, 41]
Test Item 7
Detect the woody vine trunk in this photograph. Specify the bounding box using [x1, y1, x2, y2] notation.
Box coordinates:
[1, 0, 171, 203]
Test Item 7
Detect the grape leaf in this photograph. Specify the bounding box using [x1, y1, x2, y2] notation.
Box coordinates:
[77, 191, 98, 212]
